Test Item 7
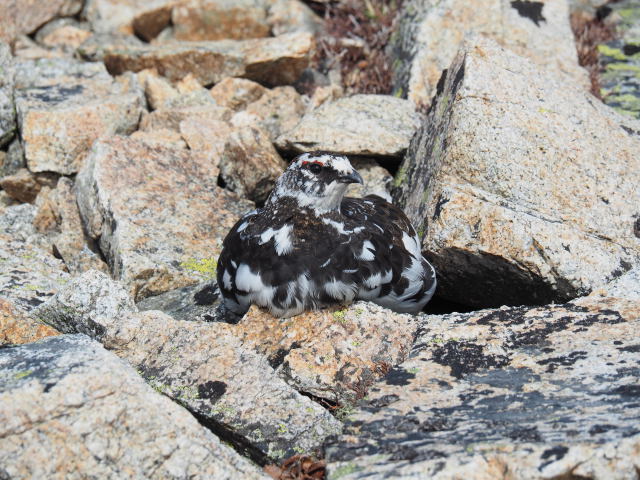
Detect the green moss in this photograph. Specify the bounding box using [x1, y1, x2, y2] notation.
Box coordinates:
[407, 367, 419, 374]
[270, 448, 286, 459]
[393, 167, 407, 187]
[597, 44, 628, 61]
[14, 370, 33, 380]
[276, 423, 288, 434]
[617, 7, 640, 22]
[180, 257, 217, 279]
[604, 62, 640, 73]
[331, 462, 362, 479]
[335, 403, 356, 422]
[211, 403, 236, 417]
[333, 310, 348, 323]
[252, 428, 265, 442]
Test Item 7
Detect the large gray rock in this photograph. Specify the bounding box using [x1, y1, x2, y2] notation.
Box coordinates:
[76, 136, 253, 300]
[103, 32, 313, 87]
[390, 0, 589, 105]
[137, 281, 223, 322]
[0, 42, 16, 148]
[14, 58, 145, 174]
[35, 270, 343, 462]
[276, 95, 421, 158]
[0, 334, 267, 479]
[0, 204, 69, 313]
[394, 38, 640, 308]
[325, 296, 640, 479]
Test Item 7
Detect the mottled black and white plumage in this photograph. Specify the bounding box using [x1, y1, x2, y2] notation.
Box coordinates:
[217, 152, 436, 317]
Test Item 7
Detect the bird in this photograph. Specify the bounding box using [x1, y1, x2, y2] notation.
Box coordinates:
[216, 151, 436, 318]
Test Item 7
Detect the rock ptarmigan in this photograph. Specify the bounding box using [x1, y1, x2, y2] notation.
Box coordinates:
[217, 152, 436, 318]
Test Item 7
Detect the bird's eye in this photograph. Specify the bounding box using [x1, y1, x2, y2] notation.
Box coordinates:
[309, 163, 322, 174]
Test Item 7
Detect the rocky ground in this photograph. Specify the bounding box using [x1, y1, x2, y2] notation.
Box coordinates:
[1, 1, 639, 479]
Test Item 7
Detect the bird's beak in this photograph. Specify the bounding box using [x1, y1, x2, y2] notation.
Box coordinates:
[338, 169, 363, 184]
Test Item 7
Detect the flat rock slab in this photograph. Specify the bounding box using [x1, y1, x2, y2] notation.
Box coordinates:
[0, 205, 69, 313]
[14, 58, 144, 174]
[36, 271, 343, 463]
[276, 95, 421, 158]
[325, 296, 640, 479]
[76, 136, 253, 300]
[239, 302, 416, 404]
[394, 38, 640, 308]
[84, 0, 319, 41]
[103, 32, 313, 87]
[0, 334, 266, 479]
[391, 0, 588, 104]
[137, 280, 223, 322]
[172, 0, 271, 41]
[83, 0, 178, 36]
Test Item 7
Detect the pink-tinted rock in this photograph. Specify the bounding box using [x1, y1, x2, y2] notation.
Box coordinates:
[104, 32, 313, 86]
[219, 126, 286, 203]
[172, 0, 270, 41]
[76, 136, 253, 300]
[15, 59, 144, 174]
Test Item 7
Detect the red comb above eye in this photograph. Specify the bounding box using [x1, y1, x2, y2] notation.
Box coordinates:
[301, 160, 324, 167]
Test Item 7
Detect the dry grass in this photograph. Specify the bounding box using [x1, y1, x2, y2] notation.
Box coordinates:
[570, 8, 617, 98]
[306, 0, 403, 94]
[264, 455, 326, 480]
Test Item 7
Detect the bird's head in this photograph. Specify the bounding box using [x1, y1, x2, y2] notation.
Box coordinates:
[267, 151, 363, 213]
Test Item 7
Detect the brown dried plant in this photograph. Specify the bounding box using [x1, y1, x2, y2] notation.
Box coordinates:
[309, 0, 403, 94]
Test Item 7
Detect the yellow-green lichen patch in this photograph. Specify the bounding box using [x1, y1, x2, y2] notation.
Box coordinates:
[14, 370, 33, 380]
[331, 462, 362, 479]
[334, 403, 356, 422]
[598, 44, 628, 61]
[333, 310, 348, 324]
[210, 402, 236, 417]
[393, 166, 407, 187]
[180, 257, 217, 279]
